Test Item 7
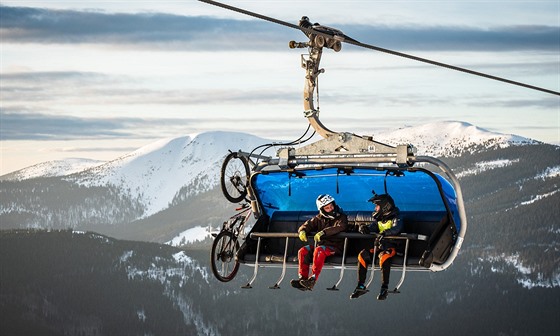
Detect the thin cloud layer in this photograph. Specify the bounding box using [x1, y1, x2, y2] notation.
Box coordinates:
[1, 5, 558, 51]
[1, 69, 300, 106]
[0, 5, 286, 50]
[0, 111, 303, 141]
[0, 112, 136, 140]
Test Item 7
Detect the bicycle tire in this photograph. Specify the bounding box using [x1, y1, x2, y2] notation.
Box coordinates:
[210, 230, 241, 282]
[220, 152, 250, 203]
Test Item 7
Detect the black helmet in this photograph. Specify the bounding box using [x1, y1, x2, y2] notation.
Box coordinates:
[368, 193, 396, 220]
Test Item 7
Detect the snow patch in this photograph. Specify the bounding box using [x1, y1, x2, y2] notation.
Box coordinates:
[120, 250, 134, 263]
[122, 251, 215, 334]
[136, 309, 146, 323]
[456, 159, 520, 178]
[126, 253, 209, 286]
[518, 190, 560, 206]
[535, 165, 560, 180]
[167, 226, 213, 247]
[172, 251, 210, 283]
[487, 253, 559, 289]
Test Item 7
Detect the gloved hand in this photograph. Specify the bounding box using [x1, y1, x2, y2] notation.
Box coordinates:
[314, 231, 325, 243]
[358, 224, 370, 234]
[298, 230, 307, 242]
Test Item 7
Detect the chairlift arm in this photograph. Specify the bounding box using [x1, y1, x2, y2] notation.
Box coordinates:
[415, 156, 467, 272]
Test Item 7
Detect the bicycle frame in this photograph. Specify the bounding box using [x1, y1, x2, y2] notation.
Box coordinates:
[224, 204, 252, 238]
[210, 203, 254, 282]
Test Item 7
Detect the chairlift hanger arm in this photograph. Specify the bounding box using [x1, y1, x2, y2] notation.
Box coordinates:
[199, 0, 559, 96]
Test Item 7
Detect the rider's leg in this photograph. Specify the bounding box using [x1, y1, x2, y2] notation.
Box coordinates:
[310, 245, 335, 280]
[298, 245, 312, 279]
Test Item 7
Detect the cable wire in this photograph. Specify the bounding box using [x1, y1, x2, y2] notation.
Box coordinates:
[248, 124, 316, 165]
[199, 0, 559, 96]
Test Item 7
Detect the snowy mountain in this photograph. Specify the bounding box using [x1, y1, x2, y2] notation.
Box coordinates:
[374, 121, 538, 157]
[70, 132, 277, 218]
[1, 121, 533, 222]
[1, 158, 105, 181]
[0, 121, 549, 238]
[2, 131, 275, 218]
[3, 121, 537, 182]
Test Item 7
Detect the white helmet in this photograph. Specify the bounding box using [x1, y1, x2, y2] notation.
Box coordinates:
[316, 194, 335, 210]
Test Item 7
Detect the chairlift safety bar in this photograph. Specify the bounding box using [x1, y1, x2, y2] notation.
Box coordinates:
[243, 232, 426, 290]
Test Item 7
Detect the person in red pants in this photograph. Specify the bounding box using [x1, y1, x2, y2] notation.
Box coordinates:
[290, 194, 348, 291]
[350, 192, 403, 300]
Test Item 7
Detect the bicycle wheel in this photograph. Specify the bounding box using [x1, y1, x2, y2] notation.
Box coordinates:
[210, 230, 240, 282]
[220, 152, 250, 203]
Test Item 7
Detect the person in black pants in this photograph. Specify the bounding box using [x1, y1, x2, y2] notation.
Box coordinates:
[350, 192, 403, 300]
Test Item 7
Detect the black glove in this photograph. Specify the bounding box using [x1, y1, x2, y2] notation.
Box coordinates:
[358, 224, 370, 234]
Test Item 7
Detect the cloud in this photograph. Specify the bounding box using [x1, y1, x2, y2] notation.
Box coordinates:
[0, 111, 303, 141]
[0, 111, 136, 140]
[1, 69, 301, 107]
[1, 5, 558, 52]
[0, 5, 289, 50]
[471, 97, 560, 109]
[346, 24, 560, 52]
[57, 146, 141, 153]
[1, 71, 109, 82]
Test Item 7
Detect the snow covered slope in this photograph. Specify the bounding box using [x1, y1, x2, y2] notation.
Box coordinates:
[0, 121, 538, 218]
[374, 121, 537, 157]
[1, 158, 105, 181]
[70, 131, 274, 217]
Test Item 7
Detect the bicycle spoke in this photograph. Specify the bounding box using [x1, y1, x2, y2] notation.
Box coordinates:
[210, 230, 240, 282]
[225, 162, 246, 194]
[220, 153, 250, 203]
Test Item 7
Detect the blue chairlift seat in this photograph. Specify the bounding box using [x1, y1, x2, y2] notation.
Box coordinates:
[238, 166, 461, 289]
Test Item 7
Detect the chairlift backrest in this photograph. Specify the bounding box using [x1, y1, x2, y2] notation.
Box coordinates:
[250, 166, 461, 233]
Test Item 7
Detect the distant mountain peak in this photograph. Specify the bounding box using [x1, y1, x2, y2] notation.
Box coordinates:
[70, 131, 272, 217]
[1, 158, 105, 181]
[376, 120, 538, 157]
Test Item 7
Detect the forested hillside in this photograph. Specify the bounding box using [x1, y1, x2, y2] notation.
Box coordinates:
[1, 229, 559, 336]
[0, 230, 210, 335]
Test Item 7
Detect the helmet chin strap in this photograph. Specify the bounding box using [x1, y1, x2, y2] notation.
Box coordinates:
[320, 209, 335, 219]
[320, 203, 339, 219]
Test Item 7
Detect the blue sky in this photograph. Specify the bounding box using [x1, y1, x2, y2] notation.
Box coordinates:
[1, 0, 559, 174]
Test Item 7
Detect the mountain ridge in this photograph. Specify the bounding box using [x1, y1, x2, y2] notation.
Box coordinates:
[73, 132, 272, 217]
[2, 121, 539, 182]
[0, 120, 551, 241]
[375, 120, 539, 157]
